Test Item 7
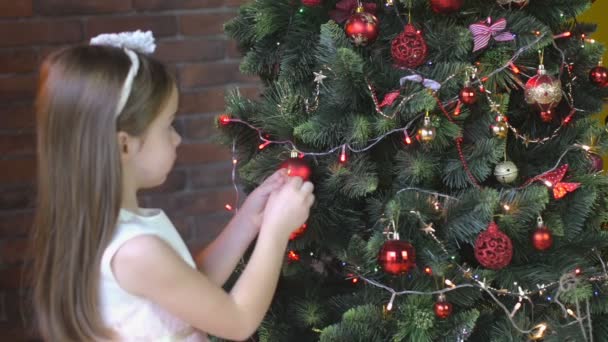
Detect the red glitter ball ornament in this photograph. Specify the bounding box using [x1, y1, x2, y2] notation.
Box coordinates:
[589, 65, 608, 87]
[429, 0, 464, 13]
[459, 86, 477, 105]
[344, 6, 379, 46]
[301, 0, 322, 6]
[377, 239, 416, 275]
[531, 225, 553, 251]
[279, 157, 312, 181]
[474, 222, 513, 270]
[391, 24, 428, 69]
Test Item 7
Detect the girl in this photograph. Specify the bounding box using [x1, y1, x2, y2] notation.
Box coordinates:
[30, 31, 315, 341]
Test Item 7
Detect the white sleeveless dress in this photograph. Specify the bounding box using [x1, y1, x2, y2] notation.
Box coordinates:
[99, 208, 209, 341]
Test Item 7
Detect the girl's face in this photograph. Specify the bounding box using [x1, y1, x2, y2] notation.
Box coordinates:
[130, 86, 182, 189]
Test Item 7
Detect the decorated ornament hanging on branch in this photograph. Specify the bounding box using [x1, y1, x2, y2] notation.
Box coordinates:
[491, 114, 509, 139]
[589, 63, 608, 87]
[417, 112, 437, 143]
[474, 221, 513, 270]
[524, 58, 563, 123]
[531, 216, 553, 251]
[330, 0, 376, 23]
[434, 294, 453, 319]
[378, 222, 416, 275]
[469, 17, 515, 53]
[429, 0, 463, 14]
[459, 85, 477, 105]
[279, 151, 312, 181]
[494, 160, 518, 184]
[344, 5, 379, 46]
[589, 153, 604, 172]
[391, 23, 428, 68]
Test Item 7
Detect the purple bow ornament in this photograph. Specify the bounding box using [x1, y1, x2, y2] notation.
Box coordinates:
[469, 17, 515, 52]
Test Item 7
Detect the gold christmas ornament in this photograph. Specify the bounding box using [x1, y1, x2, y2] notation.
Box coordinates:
[494, 160, 519, 184]
[491, 115, 509, 139]
[417, 113, 436, 143]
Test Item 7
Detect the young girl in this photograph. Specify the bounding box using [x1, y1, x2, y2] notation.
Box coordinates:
[30, 31, 315, 341]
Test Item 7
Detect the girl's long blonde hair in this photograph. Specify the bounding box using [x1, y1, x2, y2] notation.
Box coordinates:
[30, 45, 174, 341]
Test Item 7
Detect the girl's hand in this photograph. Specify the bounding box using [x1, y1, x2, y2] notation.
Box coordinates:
[261, 177, 314, 240]
[241, 169, 288, 228]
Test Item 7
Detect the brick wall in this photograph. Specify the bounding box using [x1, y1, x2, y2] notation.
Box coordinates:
[0, 0, 259, 339]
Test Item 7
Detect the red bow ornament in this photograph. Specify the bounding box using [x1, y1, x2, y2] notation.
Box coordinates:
[526, 164, 580, 199]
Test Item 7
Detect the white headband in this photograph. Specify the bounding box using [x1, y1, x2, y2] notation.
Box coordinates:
[89, 30, 156, 117]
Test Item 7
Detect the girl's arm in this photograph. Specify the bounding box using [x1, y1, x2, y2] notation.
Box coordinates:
[194, 169, 287, 286]
[113, 177, 314, 340]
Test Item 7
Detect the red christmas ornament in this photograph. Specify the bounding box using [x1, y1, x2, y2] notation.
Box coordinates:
[429, 0, 464, 13]
[301, 0, 322, 6]
[539, 110, 554, 123]
[474, 222, 513, 270]
[391, 24, 428, 69]
[524, 64, 563, 122]
[589, 65, 608, 87]
[279, 157, 312, 181]
[531, 216, 552, 251]
[531, 226, 553, 251]
[589, 153, 604, 172]
[289, 223, 307, 240]
[378, 238, 416, 275]
[344, 6, 379, 46]
[459, 86, 477, 105]
[434, 294, 453, 319]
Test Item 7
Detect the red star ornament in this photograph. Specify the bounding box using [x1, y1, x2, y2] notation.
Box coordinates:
[527, 164, 580, 199]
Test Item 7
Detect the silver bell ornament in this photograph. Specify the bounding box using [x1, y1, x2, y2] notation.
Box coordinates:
[494, 161, 518, 184]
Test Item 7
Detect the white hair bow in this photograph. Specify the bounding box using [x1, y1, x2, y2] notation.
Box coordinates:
[89, 30, 157, 117]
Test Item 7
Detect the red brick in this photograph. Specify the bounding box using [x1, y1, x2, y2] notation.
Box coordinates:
[0, 239, 30, 265]
[0, 159, 36, 185]
[0, 49, 39, 74]
[35, 0, 132, 16]
[0, 186, 36, 211]
[86, 15, 178, 39]
[0, 133, 36, 157]
[0, 0, 33, 17]
[179, 88, 226, 115]
[155, 38, 225, 64]
[0, 20, 82, 47]
[181, 114, 220, 140]
[170, 188, 234, 216]
[189, 212, 231, 248]
[223, 0, 249, 6]
[179, 13, 236, 36]
[133, 0, 224, 11]
[188, 162, 233, 189]
[140, 169, 187, 195]
[178, 62, 257, 88]
[0, 74, 37, 102]
[176, 142, 231, 165]
[226, 39, 242, 59]
[0, 212, 34, 237]
[0, 104, 35, 130]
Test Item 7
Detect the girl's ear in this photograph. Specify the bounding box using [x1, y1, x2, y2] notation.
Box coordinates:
[117, 131, 140, 162]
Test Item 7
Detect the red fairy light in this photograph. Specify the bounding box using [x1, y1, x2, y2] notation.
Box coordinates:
[339, 145, 347, 163]
[218, 114, 232, 125]
[258, 141, 271, 150]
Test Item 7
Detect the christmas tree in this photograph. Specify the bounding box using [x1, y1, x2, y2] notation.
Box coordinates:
[217, 0, 608, 340]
